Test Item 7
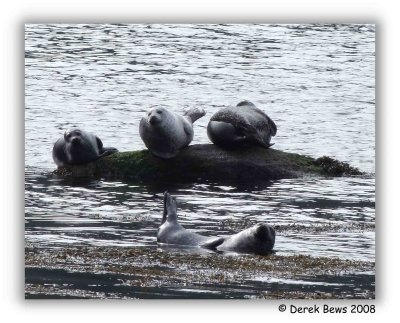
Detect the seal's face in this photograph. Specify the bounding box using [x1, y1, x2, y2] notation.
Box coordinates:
[246, 224, 275, 253]
[146, 107, 166, 126]
[64, 128, 84, 146]
[220, 223, 275, 255]
[253, 223, 275, 242]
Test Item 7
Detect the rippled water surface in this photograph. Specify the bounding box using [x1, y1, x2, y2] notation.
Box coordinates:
[25, 24, 375, 299]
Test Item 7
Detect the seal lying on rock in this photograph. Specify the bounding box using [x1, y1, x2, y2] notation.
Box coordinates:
[157, 192, 275, 255]
[207, 100, 277, 149]
[52, 128, 118, 167]
[139, 106, 206, 159]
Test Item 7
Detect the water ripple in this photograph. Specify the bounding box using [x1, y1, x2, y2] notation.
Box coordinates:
[25, 24, 375, 263]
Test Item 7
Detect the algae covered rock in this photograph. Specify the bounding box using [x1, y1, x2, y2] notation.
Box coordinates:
[53, 144, 364, 183]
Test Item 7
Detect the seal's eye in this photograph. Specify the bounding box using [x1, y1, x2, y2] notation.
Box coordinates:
[156, 110, 162, 114]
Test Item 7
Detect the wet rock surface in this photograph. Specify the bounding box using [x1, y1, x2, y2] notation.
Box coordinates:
[53, 144, 365, 183]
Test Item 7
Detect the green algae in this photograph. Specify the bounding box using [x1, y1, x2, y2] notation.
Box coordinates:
[313, 155, 365, 176]
[53, 144, 365, 183]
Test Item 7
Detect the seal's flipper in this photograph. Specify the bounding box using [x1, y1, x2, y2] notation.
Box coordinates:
[165, 192, 178, 222]
[248, 130, 274, 149]
[201, 237, 225, 250]
[99, 147, 119, 158]
[256, 137, 273, 149]
[161, 192, 168, 224]
[183, 107, 206, 123]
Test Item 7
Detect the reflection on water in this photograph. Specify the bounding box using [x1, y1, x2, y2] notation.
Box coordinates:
[25, 24, 375, 298]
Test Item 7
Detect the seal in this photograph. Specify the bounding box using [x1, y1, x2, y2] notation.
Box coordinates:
[139, 106, 206, 159]
[52, 128, 118, 167]
[207, 100, 277, 149]
[207, 223, 276, 255]
[157, 192, 275, 255]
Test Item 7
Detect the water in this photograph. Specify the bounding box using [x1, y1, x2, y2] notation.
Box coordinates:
[24, 24, 375, 299]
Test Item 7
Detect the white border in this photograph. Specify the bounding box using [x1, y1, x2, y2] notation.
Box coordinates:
[2, 0, 398, 321]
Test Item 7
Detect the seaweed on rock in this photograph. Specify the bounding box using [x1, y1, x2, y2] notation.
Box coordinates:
[53, 144, 364, 183]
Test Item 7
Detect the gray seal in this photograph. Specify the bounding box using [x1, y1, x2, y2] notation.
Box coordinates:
[139, 106, 206, 159]
[208, 223, 276, 255]
[157, 192, 275, 255]
[207, 100, 277, 149]
[52, 128, 118, 167]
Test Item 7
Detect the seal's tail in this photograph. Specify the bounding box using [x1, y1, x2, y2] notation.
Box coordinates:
[183, 107, 206, 123]
[161, 191, 168, 224]
[162, 191, 178, 223]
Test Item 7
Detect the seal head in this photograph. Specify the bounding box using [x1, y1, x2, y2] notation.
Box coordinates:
[52, 128, 118, 167]
[216, 223, 275, 255]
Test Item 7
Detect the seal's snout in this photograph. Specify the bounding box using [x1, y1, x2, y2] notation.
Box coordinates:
[254, 224, 275, 242]
[65, 128, 82, 143]
[71, 136, 81, 145]
[149, 114, 161, 125]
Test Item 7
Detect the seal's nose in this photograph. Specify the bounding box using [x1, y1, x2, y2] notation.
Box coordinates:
[71, 136, 80, 144]
[149, 115, 159, 125]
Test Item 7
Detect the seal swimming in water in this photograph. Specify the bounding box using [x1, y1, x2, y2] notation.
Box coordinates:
[207, 100, 277, 149]
[157, 192, 275, 255]
[52, 128, 118, 167]
[139, 106, 206, 159]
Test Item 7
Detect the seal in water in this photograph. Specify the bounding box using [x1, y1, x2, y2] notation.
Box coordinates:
[139, 106, 206, 159]
[157, 192, 275, 255]
[207, 100, 277, 149]
[52, 128, 118, 167]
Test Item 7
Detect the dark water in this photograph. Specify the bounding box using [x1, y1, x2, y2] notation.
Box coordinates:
[24, 24, 375, 299]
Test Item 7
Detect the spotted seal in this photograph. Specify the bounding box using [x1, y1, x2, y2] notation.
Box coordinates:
[157, 192, 275, 255]
[207, 100, 277, 149]
[52, 128, 118, 167]
[139, 106, 205, 159]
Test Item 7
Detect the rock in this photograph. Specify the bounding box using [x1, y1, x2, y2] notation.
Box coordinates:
[53, 144, 364, 183]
